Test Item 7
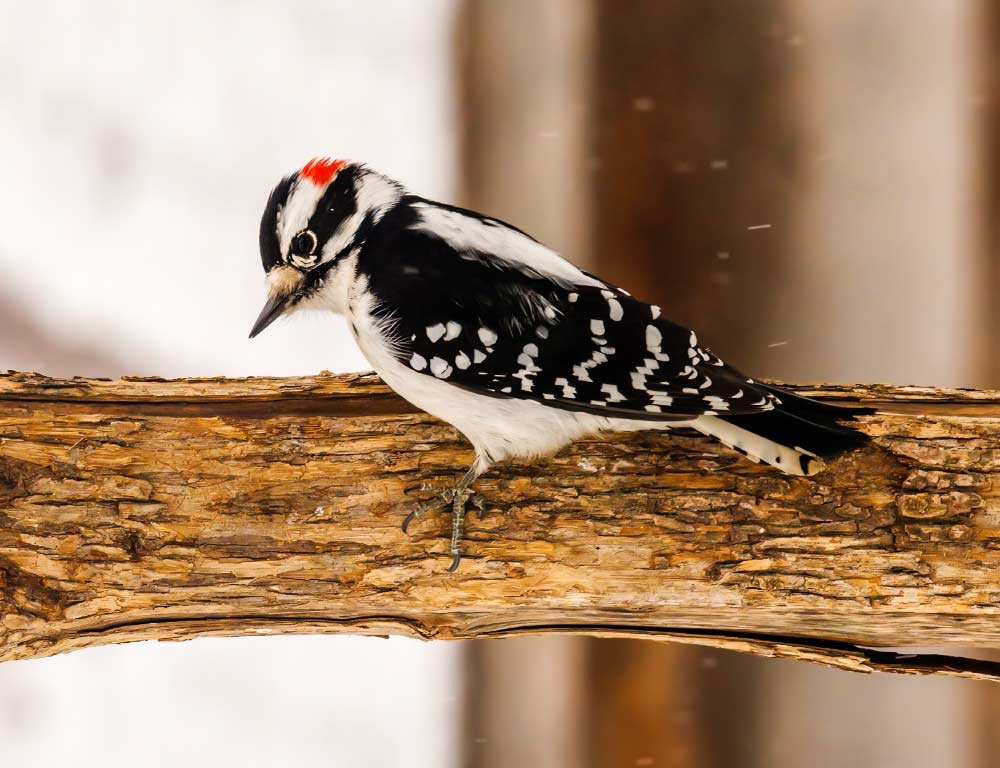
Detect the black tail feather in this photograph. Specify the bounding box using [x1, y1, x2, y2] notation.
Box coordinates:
[720, 384, 872, 459]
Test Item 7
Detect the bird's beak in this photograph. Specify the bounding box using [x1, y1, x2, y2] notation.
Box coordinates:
[249, 293, 292, 338]
[249, 265, 304, 339]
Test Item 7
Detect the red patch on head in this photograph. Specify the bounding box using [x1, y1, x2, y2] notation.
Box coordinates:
[300, 157, 347, 186]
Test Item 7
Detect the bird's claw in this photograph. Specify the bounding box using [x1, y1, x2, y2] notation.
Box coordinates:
[401, 488, 455, 534]
[400, 511, 417, 535]
[403, 483, 486, 573]
[402, 489, 487, 533]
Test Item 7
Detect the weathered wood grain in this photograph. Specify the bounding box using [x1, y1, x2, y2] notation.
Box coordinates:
[2, 370, 1000, 681]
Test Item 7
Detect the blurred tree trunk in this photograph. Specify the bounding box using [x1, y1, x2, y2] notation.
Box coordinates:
[458, 1, 804, 765]
[589, 1, 803, 365]
[455, 0, 592, 260]
[975, 1, 999, 397]
[456, 4, 593, 766]
[585, 3, 804, 766]
[975, 3, 1000, 764]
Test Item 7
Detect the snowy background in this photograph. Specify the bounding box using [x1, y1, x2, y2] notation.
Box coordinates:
[0, 0, 456, 377]
[0, 2, 461, 766]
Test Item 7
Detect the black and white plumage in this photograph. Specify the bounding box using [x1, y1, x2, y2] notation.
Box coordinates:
[251, 158, 870, 569]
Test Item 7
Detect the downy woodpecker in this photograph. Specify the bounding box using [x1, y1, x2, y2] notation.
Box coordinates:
[250, 158, 869, 570]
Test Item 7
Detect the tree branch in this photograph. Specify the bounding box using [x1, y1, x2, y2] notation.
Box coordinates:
[2, 371, 1000, 682]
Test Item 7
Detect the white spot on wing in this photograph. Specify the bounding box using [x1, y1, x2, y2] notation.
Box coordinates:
[410, 353, 427, 371]
[600, 383, 625, 402]
[455, 351, 471, 369]
[426, 324, 445, 342]
[429, 357, 452, 378]
[478, 327, 498, 346]
[444, 321, 462, 340]
[590, 319, 605, 335]
[607, 298, 623, 321]
[646, 325, 662, 349]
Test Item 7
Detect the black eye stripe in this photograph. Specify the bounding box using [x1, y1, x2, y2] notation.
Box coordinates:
[306, 166, 359, 245]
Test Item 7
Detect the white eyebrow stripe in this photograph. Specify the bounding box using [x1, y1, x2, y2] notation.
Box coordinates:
[277, 177, 329, 257]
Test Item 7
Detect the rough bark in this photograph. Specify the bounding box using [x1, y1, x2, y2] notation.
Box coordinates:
[1, 371, 1000, 682]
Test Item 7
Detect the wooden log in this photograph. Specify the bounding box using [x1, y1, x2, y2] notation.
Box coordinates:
[1, 371, 1000, 682]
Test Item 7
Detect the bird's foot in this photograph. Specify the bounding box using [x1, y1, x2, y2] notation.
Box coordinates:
[448, 488, 485, 572]
[402, 484, 485, 532]
[402, 483, 485, 572]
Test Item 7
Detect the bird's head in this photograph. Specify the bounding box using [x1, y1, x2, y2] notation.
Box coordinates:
[249, 157, 402, 338]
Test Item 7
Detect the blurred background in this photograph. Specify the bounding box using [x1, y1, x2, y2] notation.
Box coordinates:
[0, 0, 997, 765]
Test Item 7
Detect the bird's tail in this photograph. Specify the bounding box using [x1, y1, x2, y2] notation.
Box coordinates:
[692, 384, 872, 476]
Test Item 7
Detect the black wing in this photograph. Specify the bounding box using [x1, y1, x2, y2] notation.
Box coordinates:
[360, 222, 779, 421]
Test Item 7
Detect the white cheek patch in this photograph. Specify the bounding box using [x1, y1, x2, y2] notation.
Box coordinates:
[295, 249, 360, 317]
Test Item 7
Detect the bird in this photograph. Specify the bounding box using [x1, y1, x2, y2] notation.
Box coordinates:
[250, 157, 870, 571]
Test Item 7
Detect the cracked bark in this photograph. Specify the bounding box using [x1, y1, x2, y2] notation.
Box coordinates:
[1, 371, 1000, 682]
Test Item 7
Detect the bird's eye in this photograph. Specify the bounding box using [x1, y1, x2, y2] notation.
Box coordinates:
[291, 230, 318, 256]
[291, 230, 317, 256]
